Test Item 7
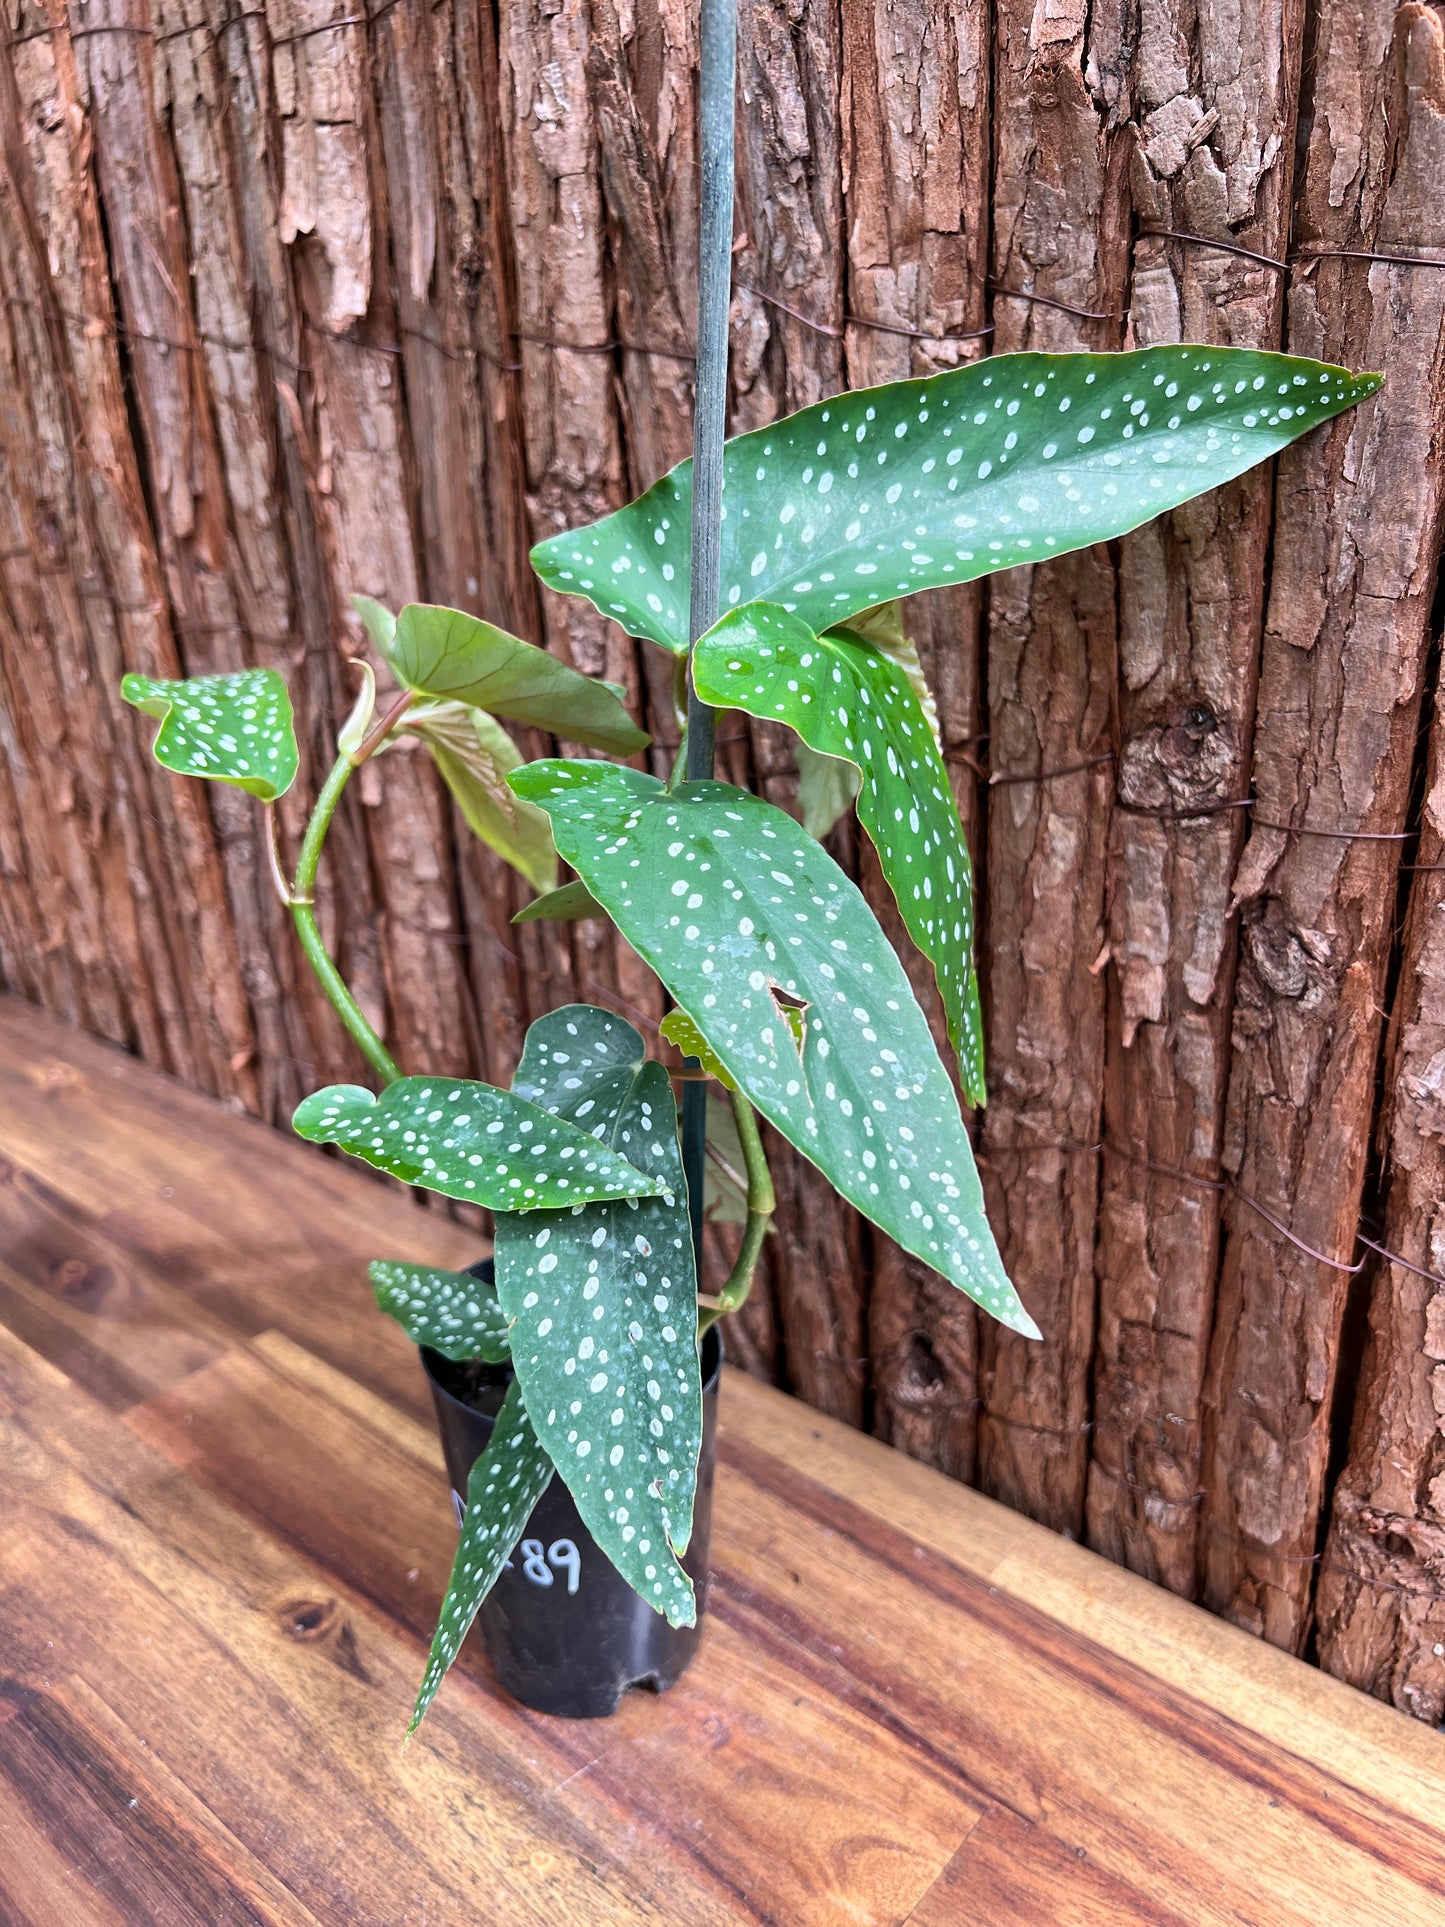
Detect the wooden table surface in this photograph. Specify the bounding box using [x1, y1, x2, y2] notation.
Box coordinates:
[1, 995, 1442, 1926]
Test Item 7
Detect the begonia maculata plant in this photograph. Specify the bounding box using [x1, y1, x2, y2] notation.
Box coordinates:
[124, 345, 1379, 1726]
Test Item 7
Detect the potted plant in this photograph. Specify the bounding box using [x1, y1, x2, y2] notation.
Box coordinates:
[122, 344, 1378, 1729]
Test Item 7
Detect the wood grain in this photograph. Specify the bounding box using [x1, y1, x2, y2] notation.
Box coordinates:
[3, 996, 1444, 1925]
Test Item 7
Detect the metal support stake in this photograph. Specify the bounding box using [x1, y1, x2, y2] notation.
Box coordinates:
[681, 0, 737, 1261]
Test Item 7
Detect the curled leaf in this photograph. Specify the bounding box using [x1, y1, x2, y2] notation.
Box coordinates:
[369, 1259, 511, 1362]
[407, 700, 558, 894]
[337, 660, 377, 757]
[121, 668, 298, 802]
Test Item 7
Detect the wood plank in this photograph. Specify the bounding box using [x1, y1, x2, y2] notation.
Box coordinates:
[730, 1371, 1445, 1837]
[0, 1677, 320, 1927]
[122, 1335, 988, 1925]
[0, 999, 477, 1419]
[4, 998, 1445, 1924]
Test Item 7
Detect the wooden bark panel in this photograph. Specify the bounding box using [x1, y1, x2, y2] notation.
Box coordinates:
[1086, 0, 1304, 1594]
[1200, 0, 1445, 1652]
[1312, 2, 1445, 1717]
[976, 0, 1128, 1536]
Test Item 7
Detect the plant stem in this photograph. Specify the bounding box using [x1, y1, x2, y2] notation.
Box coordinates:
[290, 751, 401, 1086]
[680, 0, 737, 1256]
[351, 687, 415, 765]
[699, 1087, 773, 1333]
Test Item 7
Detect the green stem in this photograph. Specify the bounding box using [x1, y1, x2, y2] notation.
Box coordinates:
[698, 1088, 773, 1334]
[291, 751, 401, 1086]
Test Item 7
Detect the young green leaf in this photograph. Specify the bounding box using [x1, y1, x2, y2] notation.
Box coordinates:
[511, 761, 1037, 1335]
[795, 740, 862, 841]
[530, 347, 1380, 653]
[292, 1077, 666, 1208]
[694, 602, 986, 1105]
[369, 1260, 511, 1362]
[404, 700, 559, 894]
[350, 593, 397, 653]
[493, 1007, 701, 1624]
[336, 661, 377, 757]
[379, 601, 649, 754]
[121, 668, 299, 802]
[409, 1377, 553, 1732]
[511, 877, 607, 924]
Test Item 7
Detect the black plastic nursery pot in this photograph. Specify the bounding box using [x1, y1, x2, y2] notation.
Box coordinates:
[421, 1260, 722, 1720]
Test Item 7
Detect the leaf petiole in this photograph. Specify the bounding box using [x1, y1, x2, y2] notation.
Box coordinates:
[290, 751, 401, 1086]
[699, 1089, 773, 1333]
[349, 687, 416, 766]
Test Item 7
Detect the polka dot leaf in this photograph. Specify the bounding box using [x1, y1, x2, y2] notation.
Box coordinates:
[509, 761, 1038, 1336]
[408, 1377, 554, 1733]
[493, 1006, 702, 1627]
[121, 668, 298, 802]
[529, 347, 1381, 654]
[291, 1077, 666, 1209]
[372, 599, 650, 755]
[368, 1260, 511, 1362]
[694, 602, 987, 1106]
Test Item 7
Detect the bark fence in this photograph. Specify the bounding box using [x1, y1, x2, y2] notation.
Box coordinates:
[3, 0, 1445, 1718]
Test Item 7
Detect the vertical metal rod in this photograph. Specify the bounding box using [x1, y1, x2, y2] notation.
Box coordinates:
[681, 0, 737, 1260]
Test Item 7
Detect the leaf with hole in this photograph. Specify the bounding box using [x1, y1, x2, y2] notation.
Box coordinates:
[695, 602, 986, 1104]
[292, 1077, 666, 1208]
[530, 347, 1380, 653]
[408, 1377, 553, 1732]
[121, 669, 299, 802]
[512, 761, 1036, 1333]
[512, 878, 607, 924]
[403, 700, 558, 893]
[368, 599, 649, 754]
[493, 1006, 701, 1624]
[369, 1260, 511, 1362]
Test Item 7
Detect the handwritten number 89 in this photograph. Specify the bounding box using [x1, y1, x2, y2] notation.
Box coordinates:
[519, 1538, 581, 1594]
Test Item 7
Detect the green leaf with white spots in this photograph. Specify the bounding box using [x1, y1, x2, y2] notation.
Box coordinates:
[404, 700, 559, 894]
[409, 1377, 553, 1732]
[694, 602, 986, 1106]
[660, 1008, 737, 1090]
[530, 347, 1380, 653]
[795, 740, 861, 841]
[493, 1007, 702, 1624]
[368, 1260, 511, 1363]
[512, 877, 607, 924]
[511, 761, 1037, 1335]
[291, 1077, 666, 1209]
[382, 601, 650, 755]
[121, 669, 299, 801]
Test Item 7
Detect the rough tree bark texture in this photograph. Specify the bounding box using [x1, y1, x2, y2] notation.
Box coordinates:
[1312, 2, 1445, 1712]
[1087, 0, 1304, 1595]
[1200, 0, 1445, 1653]
[4, 0, 1445, 1707]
